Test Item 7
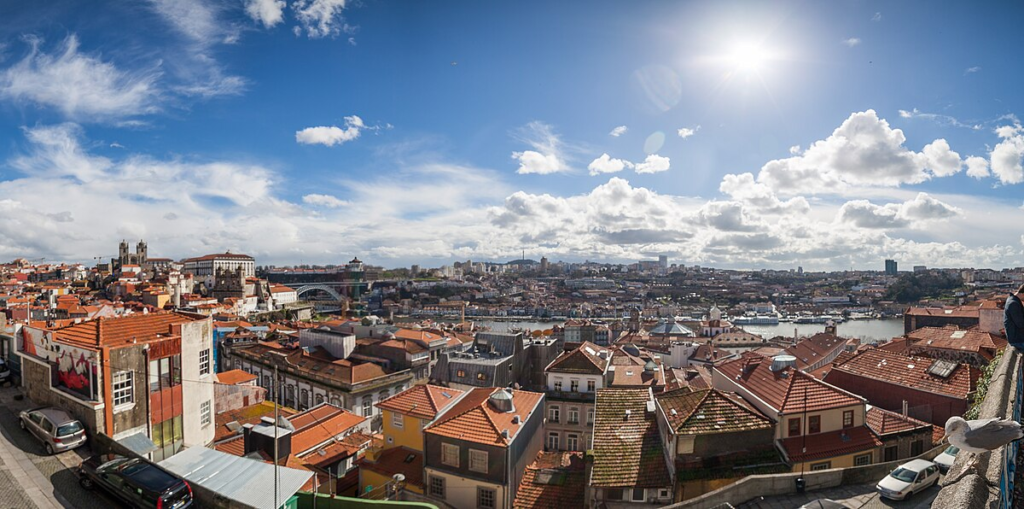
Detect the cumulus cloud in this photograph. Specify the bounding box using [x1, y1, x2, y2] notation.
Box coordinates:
[965, 156, 990, 179]
[757, 110, 964, 195]
[0, 35, 160, 121]
[843, 38, 861, 47]
[677, 126, 700, 139]
[836, 193, 960, 229]
[244, 0, 287, 28]
[719, 173, 809, 215]
[588, 154, 633, 175]
[302, 194, 348, 208]
[293, 0, 350, 38]
[990, 123, 1024, 184]
[634, 154, 670, 174]
[609, 125, 628, 137]
[511, 121, 570, 175]
[296, 116, 365, 146]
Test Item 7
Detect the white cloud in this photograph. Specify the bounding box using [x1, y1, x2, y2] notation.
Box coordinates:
[295, 116, 365, 146]
[897, 108, 981, 130]
[872, 12, 882, 22]
[511, 121, 570, 175]
[677, 126, 700, 139]
[302, 194, 348, 208]
[965, 156, 990, 179]
[293, 0, 350, 38]
[588, 154, 633, 175]
[836, 192, 960, 229]
[990, 123, 1024, 184]
[609, 125, 628, 137]
[843, 38, 861, 47]
[719, 173, 810, 215]
[244, 0, 287, 28]
[0, 35, 160, 121]
[965, 66, 981, 74]
[789, 145, 801, 155]
[634, 154, 670, 174]
[756, 110, 965, 195]
[148, 0, 230, 45]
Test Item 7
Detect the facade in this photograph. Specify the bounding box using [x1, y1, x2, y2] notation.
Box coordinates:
[430, 332, 528, 390]
[18, 312, 215, 462]
[223, 341, 413, 431]
[865, 406, 935, 462]
[182, 252, 256, 278]
[590, 388, 673, 506]
[423, 387, 545, 509]
[885, 259, 898, 276]
[360, 384, 465, 495]
[543, 341, 608, 452]
[213, 369, 265, 415]
[903, 306, 979, 334]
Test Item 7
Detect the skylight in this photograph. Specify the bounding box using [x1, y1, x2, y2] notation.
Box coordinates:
[927, 359, 958, 378]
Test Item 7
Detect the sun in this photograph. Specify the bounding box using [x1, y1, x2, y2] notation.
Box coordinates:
[727, 43, 768, 73]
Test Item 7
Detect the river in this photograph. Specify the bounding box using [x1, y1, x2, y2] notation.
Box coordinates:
[467, 318, 905, 343]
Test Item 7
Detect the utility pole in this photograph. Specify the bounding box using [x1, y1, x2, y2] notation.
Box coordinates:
[274, 364, 279, 509]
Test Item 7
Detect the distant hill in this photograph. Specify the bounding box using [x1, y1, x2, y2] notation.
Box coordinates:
[505, 259, 539, 266]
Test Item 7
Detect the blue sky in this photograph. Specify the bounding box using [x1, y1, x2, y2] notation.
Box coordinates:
[0, 0, 1022, 270]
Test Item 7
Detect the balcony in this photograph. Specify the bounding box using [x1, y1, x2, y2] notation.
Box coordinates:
[546, 390, 596, 402]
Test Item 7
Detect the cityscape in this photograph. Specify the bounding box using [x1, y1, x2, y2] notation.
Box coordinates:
[1, 2, 1023, 509]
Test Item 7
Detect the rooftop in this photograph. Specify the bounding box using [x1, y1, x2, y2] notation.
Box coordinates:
[424, 387, 543, 446]
[716, 354, 865, 414]
[513, 451, 586, 509]
[216, 369, 257, 385]
[777, 425, 882, 463]
[52, 312, 205, 349]
[591, 388, 671, 489]
[376, 384, 465, 421]
[545, 341, 608, 375]
[656, 388, 773, 435]
[825, 348, 979, 399]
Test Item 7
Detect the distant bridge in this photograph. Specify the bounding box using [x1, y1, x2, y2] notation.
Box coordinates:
[295, 284, 344, 301]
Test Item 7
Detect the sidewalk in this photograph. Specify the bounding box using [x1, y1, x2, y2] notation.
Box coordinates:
[0, 386, 64, 509]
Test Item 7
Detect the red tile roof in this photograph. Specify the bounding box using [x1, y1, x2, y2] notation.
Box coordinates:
[425, 388, 544, 446]
[778, 426, 882, 463]
[545, 341, 608, 375]
[358, 447, 424, 489]
[377, 384, 464, 420]
[656, 388, 772, 435]
[216, 369, 257, 385]
[784, 333, 847, 369]
[609, 348, 666, 389]
[513, 452, 585, 509]
[287, 404, 368, 454]
[865, 406, 932, 436]
[214, 402, 295, 443]
[53, 312, 205, 348]
[591, 388, 671, 488]
[716, 355, 865, 413]
[905, 326, 1007, 360]
[825, 348, 979, 399]
[905, 306, 979, 318]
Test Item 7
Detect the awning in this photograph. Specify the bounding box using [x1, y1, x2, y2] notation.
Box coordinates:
[117, 432, 157, 456]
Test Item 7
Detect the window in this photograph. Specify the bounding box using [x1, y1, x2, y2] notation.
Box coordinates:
[884, 446, 898, 462]
[587, 380, 596, 392]
[631, 488, 645, 502]
[457, 370, 466, 378]
[843, 410, 853, 428]
[315, 393, 324, 405]
[469, 449, 488, 473]
[810, 462, 831, 471]
[567, 434, 579, 451]
[476, 372, 486, 381]
[112, 370, 133, 408]
[392, 412, 404, 429]
[787, 417, 800, 437]
[478, 488, 496, 509]
[808, 415, 821, 434]
[569, 407, 579, 424]
[911, 440, 924, 456]
[300, 389, 309, 410]
[854, 453, 872, 466]
[554, 378, 563, 391]
[587, 408, 595, 425]
[570, 379, 579, 392]
[547, 432, 559, 450]
[380, 389, 389, 402]
[659, 489, 670, 499]
[549, 406, 560, 423]
[362, 396, 373, 417]
[199, 349, 210, 376]
[200, 400, 211, 427]
[442, 443, 459, 467]
[429, 476, 445, 498]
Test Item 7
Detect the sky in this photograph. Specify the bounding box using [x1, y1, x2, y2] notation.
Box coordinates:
[0, 0, 1022, 270]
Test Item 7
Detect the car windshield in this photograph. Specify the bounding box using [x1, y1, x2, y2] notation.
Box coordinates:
[944, 445, 960, 455]
[122, 462, 177, 491]
[890, 467, 918, 483]
[57, 421, 83, 436]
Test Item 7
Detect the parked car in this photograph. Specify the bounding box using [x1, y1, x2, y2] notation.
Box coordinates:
[18, 407, 87, 455]
[0, 358, 10, 384]
[799, 500, 849, 509]
[78, 454, 193, 509]
[934, 445, 959, 473]
[876, 459, 940, 500]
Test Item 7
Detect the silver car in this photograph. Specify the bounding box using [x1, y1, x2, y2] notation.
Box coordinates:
[19, 407, 87, 455]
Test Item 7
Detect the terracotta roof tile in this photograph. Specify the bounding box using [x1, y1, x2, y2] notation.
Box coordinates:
[591, 388, 671, 488]
[513, 452, 585, 509]
[53, 312, 204, 348]
[905, 326, 1007, 360]
[656, 388, 772, 435]
[825, 348, 979, 399]
[865, 406, 932, 436]
[425, 388, 544, 446]
[358, 447, 424, 488]
[216, 369, 257, 385]
[778, 426, 882, 463]
[716, 355, 864, 413]
[287, 404, 368, 454]
[214, 402, 295, 443]
[545, 341, 608, 375]
[377, 384, 464, 420]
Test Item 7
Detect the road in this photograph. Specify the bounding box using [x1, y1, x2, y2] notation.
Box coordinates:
[737, 478, 941, 509]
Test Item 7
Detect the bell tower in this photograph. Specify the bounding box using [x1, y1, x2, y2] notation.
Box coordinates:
[136, 240, 148, 265]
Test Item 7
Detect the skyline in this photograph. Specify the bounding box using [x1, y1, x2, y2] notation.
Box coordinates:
[1, 1, 1023, 270]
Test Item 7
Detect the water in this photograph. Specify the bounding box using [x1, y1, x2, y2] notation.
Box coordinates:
[469, 318, 905, 343]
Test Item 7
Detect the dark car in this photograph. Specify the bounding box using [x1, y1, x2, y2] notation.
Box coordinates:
[0, 358, 11, 384]
[78, 454, 193, 509]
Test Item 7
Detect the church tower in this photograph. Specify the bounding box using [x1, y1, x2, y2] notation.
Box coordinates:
[136, 240, 148, 265]
[118, 240, 129, 266]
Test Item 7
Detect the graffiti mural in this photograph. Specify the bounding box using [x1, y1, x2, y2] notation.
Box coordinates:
[20, 326, 98, 400]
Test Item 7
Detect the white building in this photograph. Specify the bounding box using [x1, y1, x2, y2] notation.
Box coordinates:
[182, 252, 255, 278]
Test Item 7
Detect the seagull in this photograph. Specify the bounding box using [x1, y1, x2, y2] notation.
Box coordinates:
[944, 416, 1024, 471]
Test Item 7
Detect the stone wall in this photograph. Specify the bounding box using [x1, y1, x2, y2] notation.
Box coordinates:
[19, 355, 104, 435]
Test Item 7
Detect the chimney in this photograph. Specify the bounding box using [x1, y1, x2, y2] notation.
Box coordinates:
[242, 423, 255, 454]
[512, 415, 521, 425]
[902, 400, 908, 418]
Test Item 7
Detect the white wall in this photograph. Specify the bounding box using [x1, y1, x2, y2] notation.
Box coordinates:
[180, 319, 216, 447]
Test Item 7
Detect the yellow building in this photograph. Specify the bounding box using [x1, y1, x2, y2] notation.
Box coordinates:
[359, 384, 464, 495]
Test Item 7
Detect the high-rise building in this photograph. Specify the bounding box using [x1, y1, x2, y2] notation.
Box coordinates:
[885, 259, 898, 276]
[658, 255, 668, 269]
[411, 264, 420, 277]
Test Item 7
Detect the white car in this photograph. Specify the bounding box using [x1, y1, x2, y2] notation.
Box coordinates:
[934, 445, 959, 473]
[876, 459, 940, 500]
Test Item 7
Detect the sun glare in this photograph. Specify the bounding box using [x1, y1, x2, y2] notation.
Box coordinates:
[728, 43, 768, 73]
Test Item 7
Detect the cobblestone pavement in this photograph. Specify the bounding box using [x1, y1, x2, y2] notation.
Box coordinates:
[0, 384, 120, 508]
[737, 479, 941, 509]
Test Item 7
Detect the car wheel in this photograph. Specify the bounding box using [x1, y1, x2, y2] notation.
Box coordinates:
[79, 476, 94, 490]
[45, 443, 54, 455]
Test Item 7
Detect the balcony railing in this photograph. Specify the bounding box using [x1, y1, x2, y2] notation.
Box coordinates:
[546, 390, 596, 402]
